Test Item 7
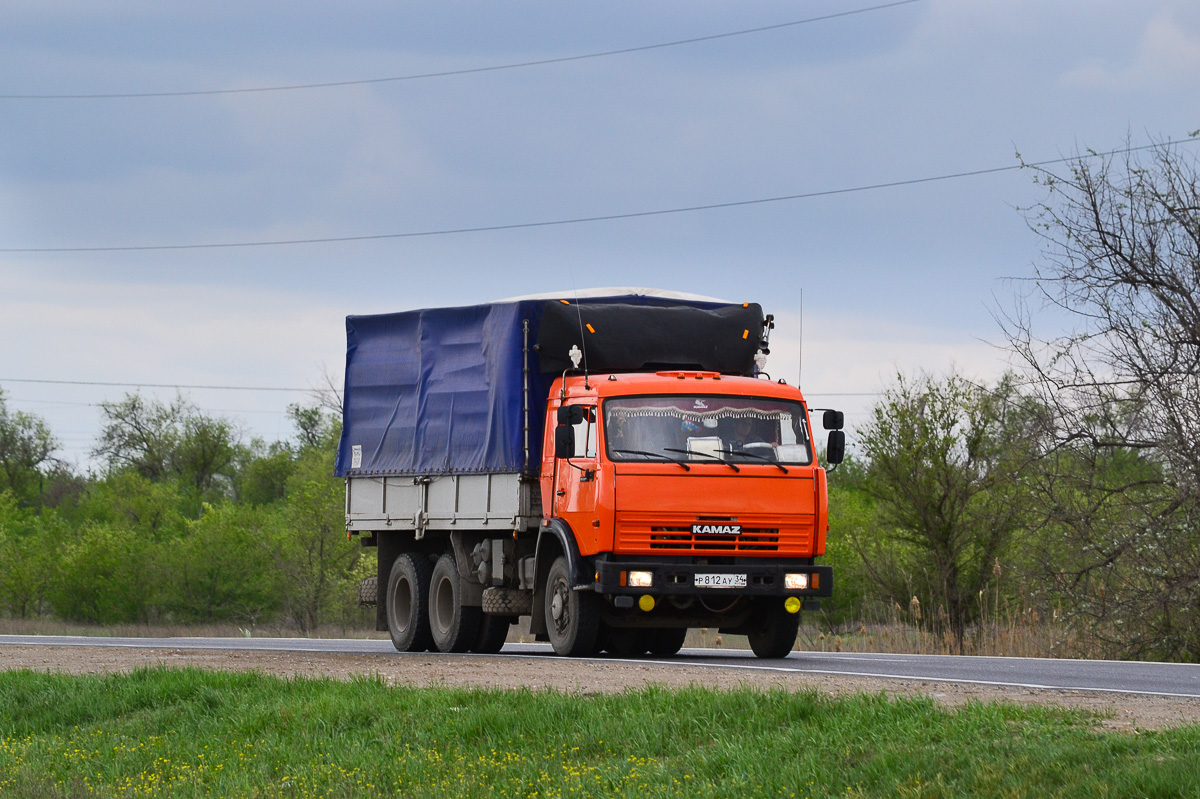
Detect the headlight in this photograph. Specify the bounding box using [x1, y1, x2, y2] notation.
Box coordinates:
[628, 570, 654, 588]
[785, 573, 809, 590]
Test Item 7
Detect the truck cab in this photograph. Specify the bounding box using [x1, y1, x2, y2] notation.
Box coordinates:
[534, 370, 834, 657]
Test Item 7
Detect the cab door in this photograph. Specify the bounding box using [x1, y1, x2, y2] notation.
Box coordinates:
[553, 403, 599, 538]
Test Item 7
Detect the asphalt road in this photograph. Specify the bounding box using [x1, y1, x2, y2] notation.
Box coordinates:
[4, 634, 1200, 698]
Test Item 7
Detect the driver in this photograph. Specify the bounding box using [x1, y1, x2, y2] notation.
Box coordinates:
[726, 416, 764, 451]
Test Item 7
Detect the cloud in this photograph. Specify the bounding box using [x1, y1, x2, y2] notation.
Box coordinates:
[2, 270, 344, 384]
[0, 268, 348, 465]
[763, 311, 1013, 430]
[1062, 12, 1200, 93]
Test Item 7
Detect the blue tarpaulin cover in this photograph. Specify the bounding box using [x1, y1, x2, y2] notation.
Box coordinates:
[336, 294, 761, 477]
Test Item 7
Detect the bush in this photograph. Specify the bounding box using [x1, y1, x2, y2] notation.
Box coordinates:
[49, 522, 155, 624]
[163, 503, 282, 624]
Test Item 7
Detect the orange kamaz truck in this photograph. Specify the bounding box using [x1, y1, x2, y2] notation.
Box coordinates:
[338, 291, 843, 658]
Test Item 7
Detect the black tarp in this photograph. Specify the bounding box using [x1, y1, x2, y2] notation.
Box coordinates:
[536, 301, 764, 376]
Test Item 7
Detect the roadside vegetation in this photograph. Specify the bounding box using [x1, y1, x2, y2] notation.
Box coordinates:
[2, 139, 1200, 662]
[1, 668, 1198, 798]
[0, 393, 370, 636]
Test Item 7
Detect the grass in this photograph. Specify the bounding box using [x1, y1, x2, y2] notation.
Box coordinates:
[0, 668, 1198, 797]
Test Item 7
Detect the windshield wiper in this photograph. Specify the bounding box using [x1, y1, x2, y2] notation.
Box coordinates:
[721, 448, 788, 473]
[663, 447, 740, 473]
[612, 449, 690, 471]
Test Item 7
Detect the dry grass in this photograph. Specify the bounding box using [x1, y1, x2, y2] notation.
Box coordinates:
[794, 619, 1090, 658]
[1, 615, 1101, 659]
[0, 617, 385, 640]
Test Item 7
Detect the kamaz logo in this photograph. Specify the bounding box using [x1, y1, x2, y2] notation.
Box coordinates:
[692, 524, 741, 535]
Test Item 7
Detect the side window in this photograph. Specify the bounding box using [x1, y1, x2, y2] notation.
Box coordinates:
[572, 406, 597, 458]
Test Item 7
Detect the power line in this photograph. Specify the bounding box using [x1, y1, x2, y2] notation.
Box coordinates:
[1, 1, 921, 100]
[2, 375, 879, 397]
[5, 137, 1196, 255]
[0, 377, 313, 392]
[6, 396, 294, 415]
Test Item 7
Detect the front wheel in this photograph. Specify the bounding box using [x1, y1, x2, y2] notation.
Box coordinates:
[747, 602, 800, 659]
[646, 627, 688, 657]
[545, 556, 599, 656]
[386, 553, 433, 653]
[429, 554, 482, 653]
[604, 627, 650, 657]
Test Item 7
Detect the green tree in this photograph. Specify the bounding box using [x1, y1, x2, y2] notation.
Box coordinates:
[287, 403, 341, 450]
[231, 439, 296, 506]
[822, 456, 881, 627]
[1005, 137, 1200, 659]
[74, 471, 189, 541]
[93, 393, 240, 513]
[50, 522, 155, 624]
[165, 503, 281, 624]
[855, 373, 1036, 650]
[270, 446, 362, 633]
[0, 492, 60, 618]
[0, 390, 60, 506]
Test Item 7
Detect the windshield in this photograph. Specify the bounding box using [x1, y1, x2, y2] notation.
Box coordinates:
[604, 395, 813, 465]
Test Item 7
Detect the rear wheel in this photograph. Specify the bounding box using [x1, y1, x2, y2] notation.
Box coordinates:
[604, 627, 650, 657]
[472, 614, 513, 654]
[545, 556, 599, 656]
[429, 554, 482, 653]
[646, 627, 688, 657]
[386, 553, 433, 653]
[748, 603, 800, 659]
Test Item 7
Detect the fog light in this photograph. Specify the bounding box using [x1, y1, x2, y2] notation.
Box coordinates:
[638, 595, 656, 612]
[784, 573, 809, 590]
[628, 570, 653, 588]
[784, 597, 802, 614]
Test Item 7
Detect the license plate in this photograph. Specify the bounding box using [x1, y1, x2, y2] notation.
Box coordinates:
[694, 573, 747, 589]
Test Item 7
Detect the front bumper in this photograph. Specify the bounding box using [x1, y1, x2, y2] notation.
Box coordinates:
[593, 558, 833, 598]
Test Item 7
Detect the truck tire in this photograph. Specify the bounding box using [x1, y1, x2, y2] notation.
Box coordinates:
[604, 628, 650, 657]
[359, 576, 378, 606]
[386, 553, 433, 653]
[481, 587, 533, 616]
[592, 622, 611, 655]
[429, 554, 482, 653]
[646, 627, 688, 657]
[472, 614, 513, 654]
[545, 556, 599, 656]
[748, 604, 800, 659]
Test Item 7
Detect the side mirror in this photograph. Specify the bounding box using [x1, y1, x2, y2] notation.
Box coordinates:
[822, 410, 844, 430]
[554, 423, 576, 459]
[825, 430, 845, 465]
[557, 405, 584, 425]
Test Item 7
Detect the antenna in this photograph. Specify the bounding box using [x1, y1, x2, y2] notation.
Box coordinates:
[798, 288, 804, 388]
[568, 277, 590, 389]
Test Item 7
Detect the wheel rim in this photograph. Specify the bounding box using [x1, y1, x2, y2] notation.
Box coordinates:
[432, 573, 454, 636]
[391, 576, 412, 635]
[550, 577, 570, 634]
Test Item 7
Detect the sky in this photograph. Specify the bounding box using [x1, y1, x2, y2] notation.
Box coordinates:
[2, 0, 1199, 469]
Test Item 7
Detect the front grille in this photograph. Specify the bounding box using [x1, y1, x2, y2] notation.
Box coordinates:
[616, 513, 813, 555]
[648, 526, 781, 552]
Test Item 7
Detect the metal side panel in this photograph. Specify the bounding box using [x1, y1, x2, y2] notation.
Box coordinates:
[346, 473, 540, 533]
